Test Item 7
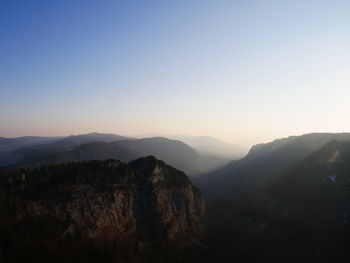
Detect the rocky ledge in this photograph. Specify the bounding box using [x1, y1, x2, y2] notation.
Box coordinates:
[0, 156, 205, 244]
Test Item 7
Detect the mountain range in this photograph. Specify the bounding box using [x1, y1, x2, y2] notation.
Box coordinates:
[3, 131, 350, 262]
[0, 132, 231, 176]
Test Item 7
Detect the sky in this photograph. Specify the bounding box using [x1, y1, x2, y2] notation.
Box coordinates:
[1, 0, 350, 147]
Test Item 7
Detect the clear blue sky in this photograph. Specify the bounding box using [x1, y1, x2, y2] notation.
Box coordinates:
[1, 0, 350, 146]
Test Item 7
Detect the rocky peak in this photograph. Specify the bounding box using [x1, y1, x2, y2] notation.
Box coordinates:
[0, 156, 205, 244]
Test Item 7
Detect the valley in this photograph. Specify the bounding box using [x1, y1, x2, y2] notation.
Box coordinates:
[2, 132, 350, 262]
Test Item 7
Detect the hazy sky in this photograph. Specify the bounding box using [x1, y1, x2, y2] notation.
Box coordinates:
[1, 0, 350, 147]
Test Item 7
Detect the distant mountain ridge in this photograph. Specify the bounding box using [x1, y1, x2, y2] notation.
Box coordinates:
[135, 133, 247, 159]
[2, 134, 230, 176]
[0, 136, 63, 167]
[0, 133, 133, 166]
[0, 136, 61, 150]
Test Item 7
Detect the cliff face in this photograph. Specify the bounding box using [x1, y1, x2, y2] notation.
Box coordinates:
[0, 156, 205, 243]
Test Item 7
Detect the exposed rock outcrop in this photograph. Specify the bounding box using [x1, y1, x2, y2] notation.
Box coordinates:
[0, 156, 205, 243]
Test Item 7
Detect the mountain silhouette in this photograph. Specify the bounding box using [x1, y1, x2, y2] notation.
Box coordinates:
[8, 136, 229, 176]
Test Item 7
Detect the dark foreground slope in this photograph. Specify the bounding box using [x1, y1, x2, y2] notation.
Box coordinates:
[261, 140, 350, 261]
[202, 136, 350, 262]
[0, 157, 206, 263]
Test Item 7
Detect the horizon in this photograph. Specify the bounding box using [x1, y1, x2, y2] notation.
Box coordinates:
[2, 130, 350, 150]
[2, 0, 350, 147]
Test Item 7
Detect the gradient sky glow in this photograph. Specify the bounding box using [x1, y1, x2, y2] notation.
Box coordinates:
[1, 0, 350, 147]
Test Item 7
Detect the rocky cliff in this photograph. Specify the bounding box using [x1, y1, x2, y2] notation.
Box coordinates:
[0, 156, 205, 251]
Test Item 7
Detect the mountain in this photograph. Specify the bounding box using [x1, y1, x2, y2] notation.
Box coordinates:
[0, 136, 60, 149]
[0, 132, 133, 167]
[224, 140, 350, 262]
[135, 133, 247, 159]
[0, 136, 61, 166]
[168, 135, 247, 159]
[0, 156, 205, 263]
[11, 137, 229, 176]
[15, 132, 133, 156]
[54, 132, 134, 148]
[0, 133, 131, 151]
[201, 134, 350, 262]
[270, 139, 350, 234]
[199, 133, 350, 197]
